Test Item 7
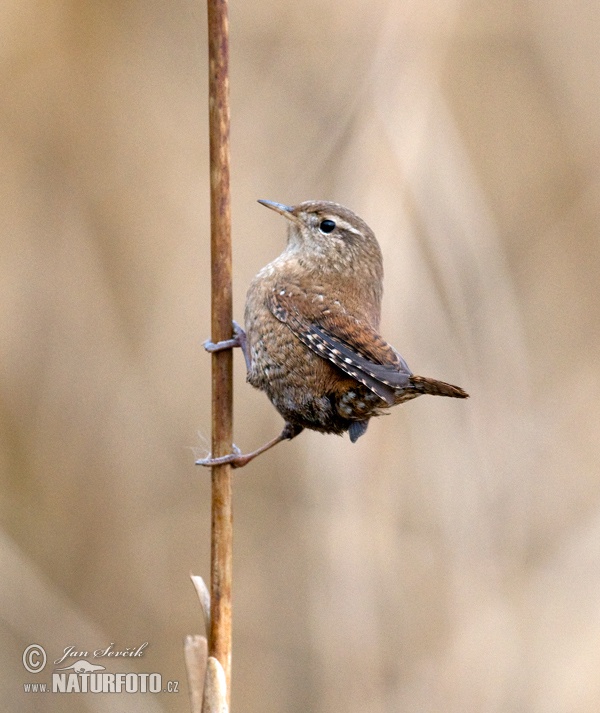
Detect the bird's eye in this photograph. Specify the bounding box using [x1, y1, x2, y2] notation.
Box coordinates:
[319, 219, 336, 234]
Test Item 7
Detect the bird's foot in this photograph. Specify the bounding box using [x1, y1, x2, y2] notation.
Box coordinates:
[195, 444, 248, 468]
[203, 320, 245, 352]
[196, 423, 303, 469]
[203, 321, 251, 372]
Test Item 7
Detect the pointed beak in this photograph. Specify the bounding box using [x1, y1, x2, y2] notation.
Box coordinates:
[258, 199, 302, 226]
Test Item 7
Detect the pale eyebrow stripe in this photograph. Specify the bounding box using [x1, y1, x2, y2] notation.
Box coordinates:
[320, 215, 362, 236]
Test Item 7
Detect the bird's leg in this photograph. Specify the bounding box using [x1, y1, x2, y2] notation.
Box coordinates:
[201, 321, 302, 467]
[203, 320, 251, 373]
[196, 422, 304, 469]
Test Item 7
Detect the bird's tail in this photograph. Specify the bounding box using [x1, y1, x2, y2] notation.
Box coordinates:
[409, 375, 469, 399]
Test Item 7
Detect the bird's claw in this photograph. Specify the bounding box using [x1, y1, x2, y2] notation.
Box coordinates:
[203, 337, 237, 353]
[196, 444, 247, 468]
[203, 321, 246, 353]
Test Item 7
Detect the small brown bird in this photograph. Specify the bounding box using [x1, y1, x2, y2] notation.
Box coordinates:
[199, 200, 468, 468]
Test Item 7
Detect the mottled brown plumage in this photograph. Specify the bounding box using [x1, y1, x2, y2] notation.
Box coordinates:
[198, 199, 468, 468]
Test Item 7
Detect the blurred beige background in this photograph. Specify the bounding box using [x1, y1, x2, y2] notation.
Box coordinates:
[2, 1, 600, 711]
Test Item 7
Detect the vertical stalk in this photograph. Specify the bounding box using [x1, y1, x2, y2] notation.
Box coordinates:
[207, 0, 233, 700]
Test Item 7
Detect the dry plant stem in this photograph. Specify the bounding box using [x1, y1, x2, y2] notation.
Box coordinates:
[203, 657, 229, 713]
[191, 574, 212, 634]
[207, 0, 233, 702]
[184, 635, 208, 713]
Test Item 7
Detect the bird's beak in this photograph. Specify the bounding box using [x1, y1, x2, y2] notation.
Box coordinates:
[258, 199, 303, 226]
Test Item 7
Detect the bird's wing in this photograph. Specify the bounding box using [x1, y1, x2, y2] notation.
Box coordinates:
[268, 287, 412, 406]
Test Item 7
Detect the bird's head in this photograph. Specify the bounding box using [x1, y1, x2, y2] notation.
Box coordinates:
[258, 199, 383, 281]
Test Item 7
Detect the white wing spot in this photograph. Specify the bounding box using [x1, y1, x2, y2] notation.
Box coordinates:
[344, 358, 352, 364]
[279, 289, 286, 295]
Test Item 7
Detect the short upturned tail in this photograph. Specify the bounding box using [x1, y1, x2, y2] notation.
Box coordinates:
[409, 375, 469, 399]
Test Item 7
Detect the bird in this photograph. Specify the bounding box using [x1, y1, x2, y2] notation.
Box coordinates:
[198, 199, 468, 468]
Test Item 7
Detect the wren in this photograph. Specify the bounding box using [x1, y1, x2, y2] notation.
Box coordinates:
[198, 200, 468, 468]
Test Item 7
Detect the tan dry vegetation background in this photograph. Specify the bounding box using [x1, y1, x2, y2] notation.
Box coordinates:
[2, 1, 600, 712]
